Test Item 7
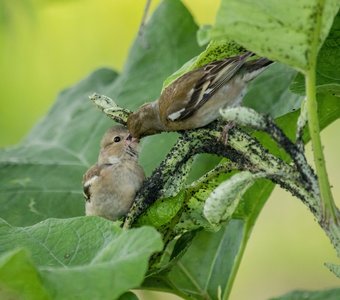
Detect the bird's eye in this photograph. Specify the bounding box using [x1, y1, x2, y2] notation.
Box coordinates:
[113, 136, 121, 143]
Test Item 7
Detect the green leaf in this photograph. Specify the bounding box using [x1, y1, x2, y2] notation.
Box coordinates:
[290, 13, 340, 95]
[325, 262, 340, 278]
[277, 93, 340, 144]
[107, 0, 201, 111]
[193, 39, 245, 68]
[0, 217, 118, 266]
[106, 0, 203, 176]
[0, 69, 117, 226]
[143, 179, 274, 299]
[165, 220, 245, 300]
[210, 0, 339, 70]
[0, 217, 163, 300]
[0, 248, 50, 300]
[118, 291, 139, 300]
[244, 63, 302, 118]
[143, 70, 340, 299]
[0, 0, 202, 226]
[175, 168, 234, 232]
[270, 288, 340, 300]
[140, 38, 339, 296]
[137, 191, 185, 229]
[39, 225, 162, 300]
[164, 183, 274, 300]
[1, 1, 339, 299]
[162, 39, 244, 90]
[204, 171, 266, 227]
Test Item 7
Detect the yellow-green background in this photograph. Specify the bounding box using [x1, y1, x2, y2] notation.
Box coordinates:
[0, 0, 339, 299]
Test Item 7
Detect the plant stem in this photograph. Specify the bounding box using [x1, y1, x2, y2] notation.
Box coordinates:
[305, 67, 338, 224]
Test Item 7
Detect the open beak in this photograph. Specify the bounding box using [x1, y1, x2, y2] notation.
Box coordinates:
[126, 134, 139, 144]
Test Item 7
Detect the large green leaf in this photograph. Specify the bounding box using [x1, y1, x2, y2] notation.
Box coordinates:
[166, 220, 245, 299]
[210, 0, 339, 71]
[0, 0, 202, 226]
[105, 0, 202, 176]
[0, 217, 122, 266]
[0, 217, 163, 300]
[0, 69, 116, 226]
[39, 224, 162, 300]
[290, 13, 340, 95]
[0, 249, 50, 300]
[244, 63, 302, 118]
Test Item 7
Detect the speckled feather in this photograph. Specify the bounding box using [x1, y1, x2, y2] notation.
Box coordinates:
[127, 52, 272, 138]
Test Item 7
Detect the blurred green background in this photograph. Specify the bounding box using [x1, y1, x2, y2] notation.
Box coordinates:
[0, 0, 339, 299]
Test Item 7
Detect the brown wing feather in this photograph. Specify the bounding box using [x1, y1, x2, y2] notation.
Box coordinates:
[162, 69, 205, 122]
[82, 164, 100, 201]
[163, 52, 255, 122]
[176, 52, 254, 120]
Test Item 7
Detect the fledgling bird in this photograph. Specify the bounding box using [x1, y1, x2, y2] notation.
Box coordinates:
[83, 125, 145, 221]
[127, 52, 273, 138]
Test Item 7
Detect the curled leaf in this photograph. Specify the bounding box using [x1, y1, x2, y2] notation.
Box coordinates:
[220, 107, 266, 129]
[90, 93, 132, 125]
[204, 171, 266, 226]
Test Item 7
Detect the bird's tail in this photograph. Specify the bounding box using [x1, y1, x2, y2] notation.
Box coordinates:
[242, 57, 273, 82]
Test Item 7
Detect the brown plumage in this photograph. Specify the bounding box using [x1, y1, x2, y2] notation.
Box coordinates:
[83, 125, 145, 221]
[127, 52, 272, 138]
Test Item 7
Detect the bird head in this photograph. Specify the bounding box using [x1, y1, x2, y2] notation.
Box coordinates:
[99, 125, 140, 163]
[127, 102, 163, 138]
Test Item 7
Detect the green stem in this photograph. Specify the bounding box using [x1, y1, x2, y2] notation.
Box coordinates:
[305, 68, 337, 224]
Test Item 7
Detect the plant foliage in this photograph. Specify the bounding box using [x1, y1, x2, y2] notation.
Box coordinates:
[0, 0, 339, 299]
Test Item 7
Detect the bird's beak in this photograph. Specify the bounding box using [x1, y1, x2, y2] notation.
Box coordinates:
[126, 134, 139, 144]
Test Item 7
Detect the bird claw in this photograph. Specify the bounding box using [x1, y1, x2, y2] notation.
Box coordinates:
[220, 121, 235, 145]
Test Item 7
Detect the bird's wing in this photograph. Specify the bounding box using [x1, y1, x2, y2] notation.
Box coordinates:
[164, 69, 204, 122]
[82, 164, 100, 201]
[167, 52, 253, 121]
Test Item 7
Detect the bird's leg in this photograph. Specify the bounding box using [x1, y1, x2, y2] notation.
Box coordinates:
[219, 121, 235, 145]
